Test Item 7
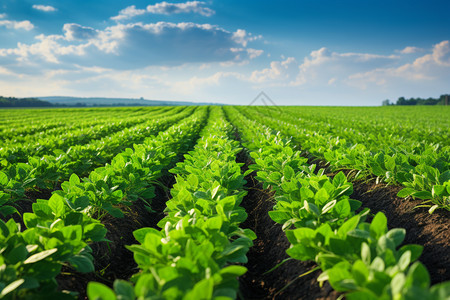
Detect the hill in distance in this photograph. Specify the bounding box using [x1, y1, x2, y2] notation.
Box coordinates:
[38, 96, 220, 107]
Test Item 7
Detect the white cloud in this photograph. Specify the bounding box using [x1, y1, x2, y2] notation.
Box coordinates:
[146, 1, 214, 16]
[0, 19, 34, 31]
[112, 1, 214, 21]
[295, 47, 399, 86]
[0, 13, 6, 19]
[32, 5, 57, 12]
[111, 5, 146, 21]
[398, 46, 423, 54]
[347, 40, 450, 89]
[0, 21, 262, 72]
[250, 57, 299, 85]
[63, 23, 98, 41]
[232, 29, 262, 47]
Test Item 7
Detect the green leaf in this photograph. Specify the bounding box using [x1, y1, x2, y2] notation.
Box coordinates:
[68, 255, 95, 273]
[0, 219, 10, 236]
[269, 172, 282, 182]
[361, 242, 371, 265]
[430, 281, 450, 300]
[24, 248, 58, 264]
[407, 262, 430, 289]
[283, 166, 295, 180]
[386, 228, 406, 247]
[48, 194, 65, 217]
[333, 171, 347, 187]
[398, 250, 411, 271]
[321, 199, 336, 214]
[0, 171, 8, 186]
[0, 279, 25, 297]
[346, 290, 378, 300]
[399, 244, 423, 263]
[397, 188, 416, 198]
[7, 244, 28, 264]
[69, 173, 81, 185]
[304, 200, 320, 217]
[334, 199, 351, 218]
[391, 273, 406, 297]
[133, 227, 161, 244]
[314, 188, 330, 206]
[352, 260, 369, 286]
[211, 182, 220, 199]
[370, 212, 387, 239]
[187, 174, 198, 189]
[113, 280, 135, 300]
[337, 215, 360, 238]
[87, 282, 117, 300]
[186, 278, 213, 299]
[268, 210, 291, 224]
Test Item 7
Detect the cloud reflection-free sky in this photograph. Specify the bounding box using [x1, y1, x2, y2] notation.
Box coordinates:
[0, 0, 449, 105]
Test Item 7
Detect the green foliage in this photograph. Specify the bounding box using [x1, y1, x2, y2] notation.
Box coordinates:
[224, 106, 450, 300]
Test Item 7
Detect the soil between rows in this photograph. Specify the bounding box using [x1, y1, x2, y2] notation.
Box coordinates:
[238, 172, 339, 300]
[349, 179, 450, 284]
[56, 176, 173, 299]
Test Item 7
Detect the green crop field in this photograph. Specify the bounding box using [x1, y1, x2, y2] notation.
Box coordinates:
[0, 106, 449, 299]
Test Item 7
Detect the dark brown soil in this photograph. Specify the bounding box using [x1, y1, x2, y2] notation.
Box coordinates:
[56, 176, 173, 299]
[350, 179, 450, 284]
[237, 155, 340, 300]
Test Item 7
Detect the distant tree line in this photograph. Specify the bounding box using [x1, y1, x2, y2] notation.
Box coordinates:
[382, 94, 449, 106]
[0, 97, 158, 108]
[0, 96, 53, 107]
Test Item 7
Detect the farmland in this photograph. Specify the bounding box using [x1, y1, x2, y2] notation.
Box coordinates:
[0, 106, 449, 299]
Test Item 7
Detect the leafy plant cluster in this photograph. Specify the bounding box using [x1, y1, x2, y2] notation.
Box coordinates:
[87, 106, 255, 299]
[0, 107, 192, 214]
[224, 106, 450, 300]
[236, 106, 450, 213]
[0, 108, 209, 298]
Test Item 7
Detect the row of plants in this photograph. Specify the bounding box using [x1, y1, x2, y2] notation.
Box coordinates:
[0, 108, 208, 299]
[1, 107, 171, 145]
[0, 106, 157, 131]
[0, 107, 179, 166]
[277, 106, 449, 147]
[0, 107, 147, 140]
[224, 106, 450, 299]
[0, 107, 192, 216]
[86, 106, 255, 299]
[236, 106, 450, 213]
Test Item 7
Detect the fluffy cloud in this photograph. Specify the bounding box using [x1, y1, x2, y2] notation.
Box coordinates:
[147, 1, 214, 16]
[0, 19, 34, 31]
[0, 21, 261, 72]
[112, 1, 214, 21]
[232, 29, 262, 47]
[111, 5, 146, 21]
[32, 5, 57, 12]
[250, 57, 299, 85]
[348, 40, 450, 88]
[63, 24, 98, 41]
[398, 46, 423, 54]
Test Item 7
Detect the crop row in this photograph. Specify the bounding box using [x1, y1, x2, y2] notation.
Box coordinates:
[0, 107, 193, 216]
[1, 106, 170, 145]
[0, 107, 180, 165]
[0, 107, 162, 141]
[235, 106, 450, 213]
[86, 106, 255, 299]
[224, 106, 450, 299]
[0, 108, 208, 298]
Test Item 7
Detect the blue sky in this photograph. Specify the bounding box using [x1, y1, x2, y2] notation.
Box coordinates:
[0, 0, 449, 105]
